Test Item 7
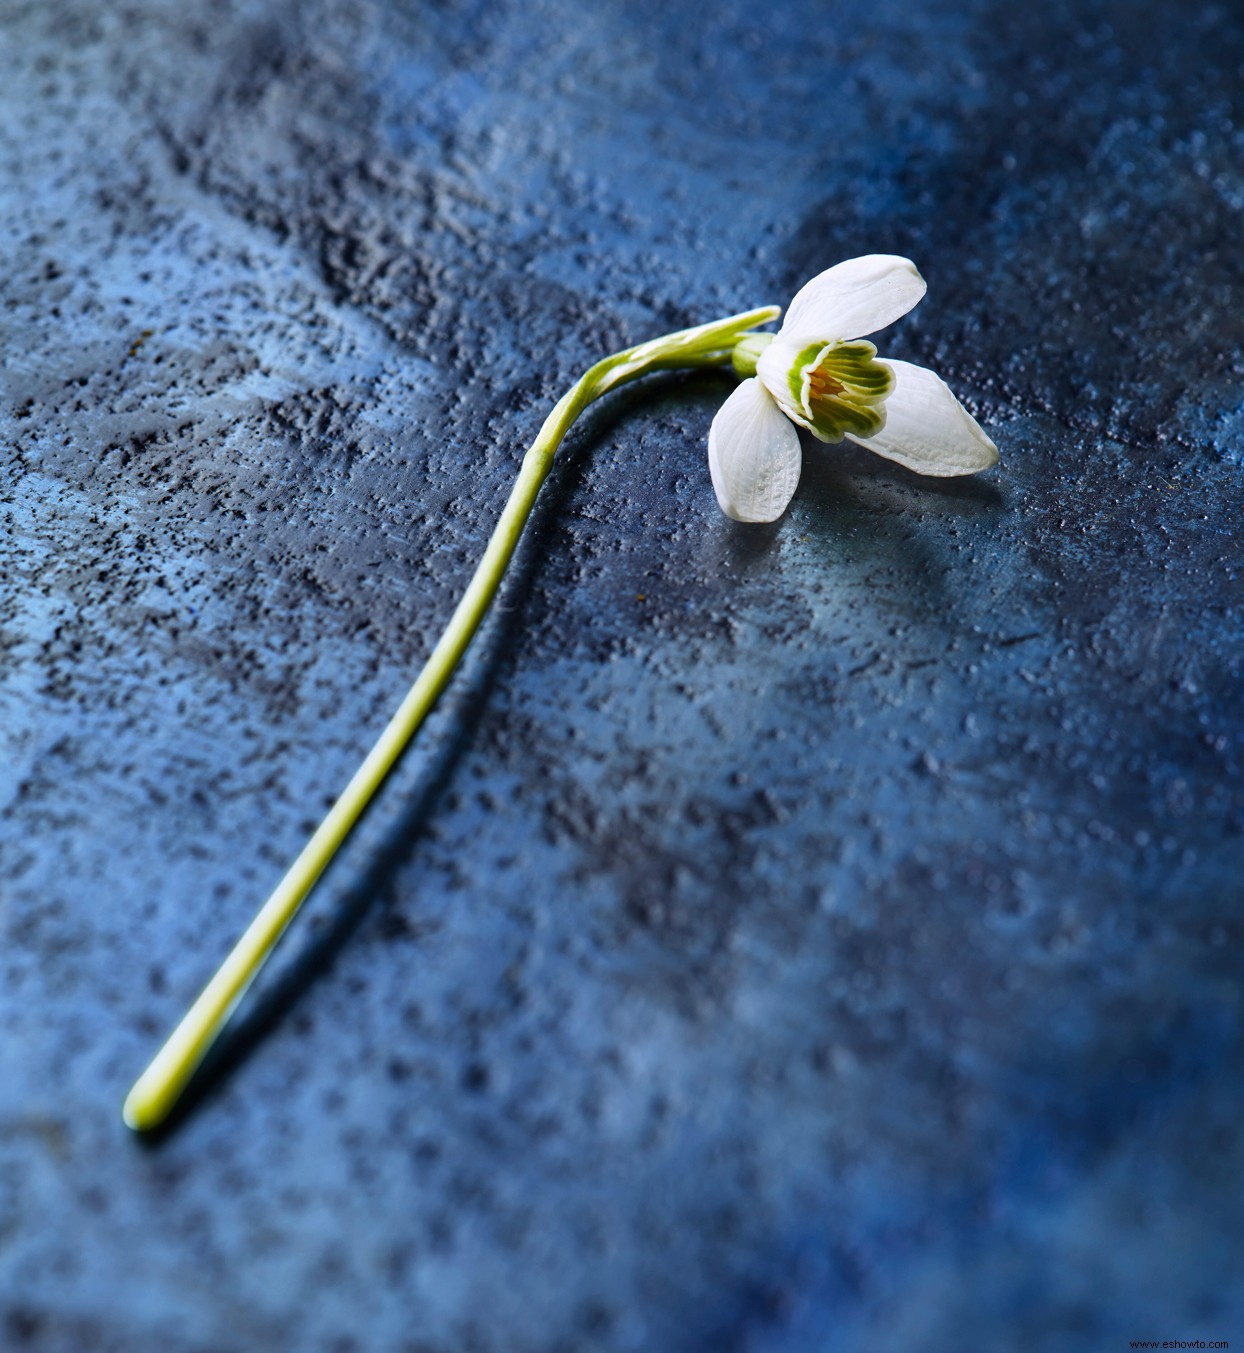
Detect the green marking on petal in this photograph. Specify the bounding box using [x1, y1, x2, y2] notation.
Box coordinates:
[787, 340, 895, 443]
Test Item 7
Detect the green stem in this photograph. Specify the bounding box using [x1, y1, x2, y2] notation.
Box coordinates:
[122, 304, 779, 1131]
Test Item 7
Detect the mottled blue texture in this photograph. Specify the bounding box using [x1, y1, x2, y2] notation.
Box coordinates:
[1, 0, 1241, 1349]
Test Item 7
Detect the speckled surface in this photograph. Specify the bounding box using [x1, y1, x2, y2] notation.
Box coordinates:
[1, 1, 1242, 1349]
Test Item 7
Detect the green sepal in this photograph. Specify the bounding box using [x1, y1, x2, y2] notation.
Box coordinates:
[731, 332, 775, 378]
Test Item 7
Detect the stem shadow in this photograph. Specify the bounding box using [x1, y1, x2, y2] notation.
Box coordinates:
[134, 368, 718, 1143]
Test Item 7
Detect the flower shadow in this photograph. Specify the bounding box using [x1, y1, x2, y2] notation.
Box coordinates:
[791, 434, 1007, 607]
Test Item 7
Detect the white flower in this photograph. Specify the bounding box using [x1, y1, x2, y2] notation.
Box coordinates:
[707, 255, 998, 523]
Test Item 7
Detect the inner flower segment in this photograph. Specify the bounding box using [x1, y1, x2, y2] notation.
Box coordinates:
[790, 340, 894, 443]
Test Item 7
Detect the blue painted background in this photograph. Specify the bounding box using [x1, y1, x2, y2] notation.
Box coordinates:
[1, 0, 1241, 1348]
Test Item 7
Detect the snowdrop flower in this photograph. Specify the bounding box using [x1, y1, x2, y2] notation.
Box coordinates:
[708, 255, 998, 522]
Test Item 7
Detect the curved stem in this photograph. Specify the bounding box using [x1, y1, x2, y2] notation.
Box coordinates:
[122, 304, 779, 1131]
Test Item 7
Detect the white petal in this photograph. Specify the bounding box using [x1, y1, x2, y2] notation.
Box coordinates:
[846, 360, 998, 476]
[708, 378, 803, 523]
[780, 255, 927, 343]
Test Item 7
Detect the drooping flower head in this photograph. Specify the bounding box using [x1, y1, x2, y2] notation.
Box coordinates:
[708, 255, 998, 522]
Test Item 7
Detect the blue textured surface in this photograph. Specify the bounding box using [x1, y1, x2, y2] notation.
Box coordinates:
[1, 1, 1242, 1349]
